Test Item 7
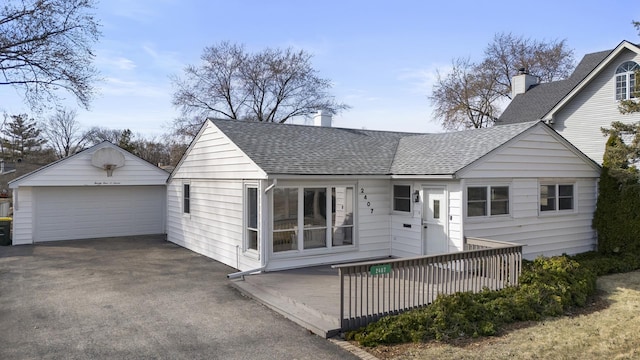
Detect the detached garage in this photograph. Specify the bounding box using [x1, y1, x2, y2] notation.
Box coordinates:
[9, 142, 169, 245]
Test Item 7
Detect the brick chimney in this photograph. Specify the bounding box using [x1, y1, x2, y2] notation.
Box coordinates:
[511, 68, 538, 98]
[313, 110, 332, 127]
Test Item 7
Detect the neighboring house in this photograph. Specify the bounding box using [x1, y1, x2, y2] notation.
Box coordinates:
[9, 141, 169, 244]
[498, 40, 640, 163]
[166, 115, 600, 272]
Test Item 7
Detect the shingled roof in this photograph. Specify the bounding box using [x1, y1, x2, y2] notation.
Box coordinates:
[210, 119, 540, 176]
[498, 49, 611, 124]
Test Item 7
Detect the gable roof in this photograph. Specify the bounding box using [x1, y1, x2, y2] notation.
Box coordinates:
[209, 119, 545, 177]
[9, 141, 168, 188]
[210, 119, 412, 175]
[498, 48, 612, 124]
[390, 121, 540, 174]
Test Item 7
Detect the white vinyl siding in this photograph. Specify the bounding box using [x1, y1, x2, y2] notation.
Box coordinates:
[460, 125, 599, 179]
[172, 121, 266, 180]
[464, 178, 597, 259]
[166, 179, 262, 271]
[552, 49, 640, 164]
[11, 143, 168, 187]
[32, 186, 165, 242]
[11, 187, 33, 245]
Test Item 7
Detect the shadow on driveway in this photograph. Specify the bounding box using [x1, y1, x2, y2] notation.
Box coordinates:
[0, 235, 359, 360]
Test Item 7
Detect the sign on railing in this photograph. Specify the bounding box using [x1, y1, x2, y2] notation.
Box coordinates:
[332, 237, 523, 332]
[369, 264, 391, 275]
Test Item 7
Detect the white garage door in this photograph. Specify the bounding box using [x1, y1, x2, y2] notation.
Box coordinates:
[34, 186, 165, 242]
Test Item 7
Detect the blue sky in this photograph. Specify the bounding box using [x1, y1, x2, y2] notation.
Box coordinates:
[1, 0, 639, 137]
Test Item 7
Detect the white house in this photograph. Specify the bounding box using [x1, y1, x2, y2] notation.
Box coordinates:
[9, 141, 169, 244]
[166, 116, 600, 272]
[499, 40, 640, 163]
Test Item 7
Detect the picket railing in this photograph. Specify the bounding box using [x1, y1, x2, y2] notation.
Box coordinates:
[332, 237, 523, 331]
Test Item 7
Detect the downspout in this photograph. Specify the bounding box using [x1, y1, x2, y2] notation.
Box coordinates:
[262, 179, 277, 270]
[264, 178, 277, 193]
[459, 178, 465, 250]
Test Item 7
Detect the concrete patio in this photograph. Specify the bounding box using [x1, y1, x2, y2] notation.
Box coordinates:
[230, 266, 343, 338]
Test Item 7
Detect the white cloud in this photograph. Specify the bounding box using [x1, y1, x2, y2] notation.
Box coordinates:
[98, 56, 136, 71]
[142, 43, 185, 72]
[396, 63, 451, 96]
[98, 77, 169, 98]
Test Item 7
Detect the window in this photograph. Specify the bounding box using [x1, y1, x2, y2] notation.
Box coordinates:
[303, 188, 327, 249]
[540, 184, 574, 212]
[246, 187, 258, 251]
[272, 185, 355, 253]
[183, 183, 190, 214]
[615, 61, 640, 100]
[433, 199, 441, 219]
[332, 186, 354, 246]
[273, 188, 298, 252]
[467, 186, 509, 217]
[393, 185, 411, 212]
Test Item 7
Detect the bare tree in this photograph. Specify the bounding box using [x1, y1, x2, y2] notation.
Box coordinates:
[430, 33, 574, 130]
[42, 108, 89, 158]
[132, 137, 171, 166]
[481, 33, 574, 100]
[85, 126, 124, 145]
[430, 58, 502, 130]
[0, 0, 101, 109]
[171, 41, 349, 137]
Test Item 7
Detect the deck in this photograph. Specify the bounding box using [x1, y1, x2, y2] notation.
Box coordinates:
[230, 265, 342, 337]
[230, 237, 523, 338]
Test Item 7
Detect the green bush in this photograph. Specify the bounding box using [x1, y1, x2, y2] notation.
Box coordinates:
[572, 250, 640, 276]
[347, 256, 597, 347]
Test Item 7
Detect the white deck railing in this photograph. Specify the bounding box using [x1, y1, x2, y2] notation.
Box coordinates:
[332, 237, 523, 331]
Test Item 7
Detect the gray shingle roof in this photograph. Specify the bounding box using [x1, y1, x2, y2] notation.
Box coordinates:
[210, 119, 540, 176]
[391, 121, 539, 174]
[498, 49, 611, 124]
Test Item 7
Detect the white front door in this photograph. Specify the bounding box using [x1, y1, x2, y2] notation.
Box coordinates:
[422, 187, 448, 255]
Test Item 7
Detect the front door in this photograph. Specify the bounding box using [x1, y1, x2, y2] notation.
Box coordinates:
[422, 187, 448, 255]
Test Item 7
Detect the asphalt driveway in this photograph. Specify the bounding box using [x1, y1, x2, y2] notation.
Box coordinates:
[0, 235, 359, 360]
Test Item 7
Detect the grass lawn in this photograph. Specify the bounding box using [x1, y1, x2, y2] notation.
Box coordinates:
[362, 270, 640, 360]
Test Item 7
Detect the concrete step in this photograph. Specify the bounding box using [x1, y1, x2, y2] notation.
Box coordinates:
[231, 279, 341, 338]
